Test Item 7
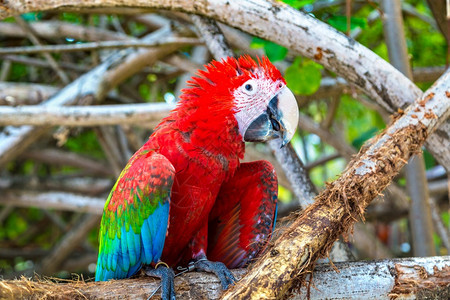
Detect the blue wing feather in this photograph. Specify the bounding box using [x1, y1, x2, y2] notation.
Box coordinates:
[95, 152, 175, 281]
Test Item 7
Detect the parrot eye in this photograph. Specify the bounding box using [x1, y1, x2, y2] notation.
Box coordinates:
[241, 79, 258, 95]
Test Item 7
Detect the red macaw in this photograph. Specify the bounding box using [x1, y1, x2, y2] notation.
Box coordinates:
[95, 55, 298, 299]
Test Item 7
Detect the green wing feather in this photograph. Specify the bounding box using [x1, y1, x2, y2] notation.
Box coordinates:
[95, 151, 175, 281]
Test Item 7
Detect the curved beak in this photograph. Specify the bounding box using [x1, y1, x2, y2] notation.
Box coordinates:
[244, 86, 299, 147]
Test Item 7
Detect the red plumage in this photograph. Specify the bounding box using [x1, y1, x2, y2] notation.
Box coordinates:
[96, 55, 298, 290]
[143, 55, 281, 267]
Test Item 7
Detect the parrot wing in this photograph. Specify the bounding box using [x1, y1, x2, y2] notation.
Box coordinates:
[207, 161, 278, 269]
[95, 151, 175, 281]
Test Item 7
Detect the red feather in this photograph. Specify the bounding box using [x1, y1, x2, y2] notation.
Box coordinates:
[207, 161, 278, 268]
[136, 56, 281, 267]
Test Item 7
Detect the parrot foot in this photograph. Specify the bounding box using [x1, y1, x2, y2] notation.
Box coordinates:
[194, 256, 236, 290]
[144, 262, 176, 300]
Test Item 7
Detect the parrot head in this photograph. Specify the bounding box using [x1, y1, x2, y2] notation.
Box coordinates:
[181, 55, 299, 147]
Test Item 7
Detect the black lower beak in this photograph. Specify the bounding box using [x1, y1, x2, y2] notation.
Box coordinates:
[244, 95, 285, 144]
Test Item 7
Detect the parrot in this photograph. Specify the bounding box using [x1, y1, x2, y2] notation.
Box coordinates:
[95, 55, 299, 299]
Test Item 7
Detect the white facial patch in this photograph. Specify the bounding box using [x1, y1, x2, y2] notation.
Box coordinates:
[233, 73, 284, 140]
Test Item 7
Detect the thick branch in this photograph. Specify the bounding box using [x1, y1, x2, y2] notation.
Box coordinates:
[1, 256, 448, 299]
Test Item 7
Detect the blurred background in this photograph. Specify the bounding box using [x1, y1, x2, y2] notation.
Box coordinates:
[0, 0, 448, 281]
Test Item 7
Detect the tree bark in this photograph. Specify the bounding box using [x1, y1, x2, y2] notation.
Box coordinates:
[1, 256, 448, 299]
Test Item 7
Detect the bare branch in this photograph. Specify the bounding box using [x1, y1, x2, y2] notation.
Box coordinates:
[429, 197, 450, 252]
[382, 0, 436, 257]
[190, 15, 233, 60]
[14, 16, 70, 84]
[0, 176, 112, 196]
[2, 55, 91, 73]
[20, 148, 113, 176]
[1, 256, 448, 299]
[39, 214, 100, 275]
[0, 190, 104, 214]
[0, 82, 59, 106]
[0, 103, 173, 127]
[0, 20, 131, 41]
[0, 37, 202, 55]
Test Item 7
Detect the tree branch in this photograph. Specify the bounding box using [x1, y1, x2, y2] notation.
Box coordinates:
[0, 103, 173, 127]
[0, 37, 201, 54]
[1, 256, 448, 299]
[0, 190, 105, 214]
[0, 82, 59, 105]
[0, 20, 131, 41]
[39, 213, 100, 275]
[14, 16, 71, 84]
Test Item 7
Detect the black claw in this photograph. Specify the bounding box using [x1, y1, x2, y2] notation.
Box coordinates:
[194, 257, 236, 290]
[144, 264, 176, 300]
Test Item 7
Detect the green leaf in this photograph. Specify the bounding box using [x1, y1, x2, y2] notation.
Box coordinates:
[282, 0, 315, 9]
[60, 12, 83, 24]
[250, 37, 266, 49]
[139, 84, 150, 100]
[250, 38, 288, 62]
[423, 150, 436, 169]
[264, 42, 288, 62]
[327, 16, 367, 32]
[284, 57, 322, 95]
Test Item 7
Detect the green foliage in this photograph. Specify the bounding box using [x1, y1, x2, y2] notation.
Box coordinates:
[60, 12, 84, 24]
[310, 157, 345, 187]
[285, 57, 322, 95]
[405, 16, 446, 67]
[3, 212, 28, 240]
[423, 150, 436, 169]
[282, 0, 315, 9]
[327, 15, 367, 32]
[351, 127, 379, 150]
[278, 185, 293, 203]
[251, 37, 288, 62]
[9, 63, 28, 82]
[139, 83, 151, 101]
[337, 94, 385, 148]
[64, 130, 104, 159]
